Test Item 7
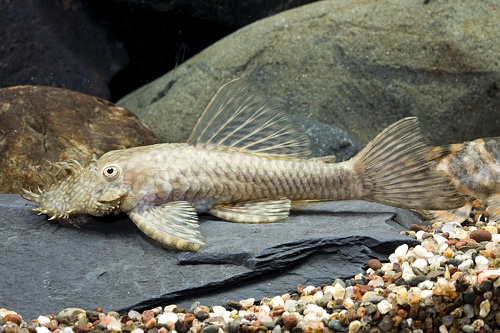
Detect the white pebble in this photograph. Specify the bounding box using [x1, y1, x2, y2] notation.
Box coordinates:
[344, 286, 354, 299]
[412, 258, 428, 269]
[479, 300, 490, 317]
[491, 234, 500, 242]
[212, 306, 226, 315]
[458, 259, 474, 271]
[163, 305, 177, 312]
[438, 325, 448, 333]
[413, 245, 428, 257]
[475, 256, 489, 271]
[370, 276, 384, 288]
[421, 289, 434, 299]
[271, 296, 284, 308]
[107, 319, 122, 332]
[393, 286, 409, 305]
[418, 280, 435, 290]
[37, 316, 50, 325]
[312, 290, 324, 301]
[284, 299, 297, 312]
[157, 312, 178, 324]
[323, 285, 335, 295]
[128, 310, 141, 321]
[349, 320, 362, 332]
[36, 328, 50, 333]
[239, 298, 255, 308]
[63, 328, 73, 333]
[434, 234, 448, 246]
[395, 244, 409, 258]
[331, 283, 345, 300]
[415, 230, 426, 240]
[442, 222, 459, 233]
[343, 298, 354, 309]
[377, 300, 392, 314]
[302, 285, 317, 295]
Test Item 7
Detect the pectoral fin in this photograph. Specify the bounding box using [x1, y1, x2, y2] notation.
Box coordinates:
[209, 198, 291, 223]
[128, 201, 205, 251]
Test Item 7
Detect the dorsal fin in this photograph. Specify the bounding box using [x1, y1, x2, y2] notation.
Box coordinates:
[187, 79, 311, 158]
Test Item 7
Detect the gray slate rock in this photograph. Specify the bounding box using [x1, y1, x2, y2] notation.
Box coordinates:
[1, 194, 421, 321]
[117, 0, 500, 146]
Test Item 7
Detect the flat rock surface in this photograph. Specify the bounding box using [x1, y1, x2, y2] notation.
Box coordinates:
[1, 194, 421, 321]
[0, 85, 160, 194]
[117, 0, 500, 146]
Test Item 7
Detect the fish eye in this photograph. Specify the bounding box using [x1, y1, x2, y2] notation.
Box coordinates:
[102, 166, 120, 180]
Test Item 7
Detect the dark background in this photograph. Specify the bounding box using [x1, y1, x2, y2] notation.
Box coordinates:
[0, 0, 318, 102]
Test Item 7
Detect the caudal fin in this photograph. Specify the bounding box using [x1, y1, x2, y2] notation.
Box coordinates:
[355, 117, 466, 210]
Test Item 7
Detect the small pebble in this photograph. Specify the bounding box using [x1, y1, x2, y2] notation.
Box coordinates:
[470, 229, 492, 242]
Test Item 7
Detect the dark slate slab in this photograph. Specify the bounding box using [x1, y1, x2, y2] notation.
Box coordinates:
[0, 194, 421, 321]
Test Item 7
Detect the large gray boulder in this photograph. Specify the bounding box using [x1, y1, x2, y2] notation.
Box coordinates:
[1, 194, 420, 321]
[117, 0, 500, 146]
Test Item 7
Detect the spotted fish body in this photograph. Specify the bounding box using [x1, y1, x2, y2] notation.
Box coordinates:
[22, 79, 466, 251]
[424, 138, 500, 223]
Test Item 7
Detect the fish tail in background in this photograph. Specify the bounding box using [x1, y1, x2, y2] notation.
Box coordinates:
[353, 117, 466, 211]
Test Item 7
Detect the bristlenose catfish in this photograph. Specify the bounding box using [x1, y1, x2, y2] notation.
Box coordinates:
[421, 137, 500, 223]
[22, 79, 466, 251]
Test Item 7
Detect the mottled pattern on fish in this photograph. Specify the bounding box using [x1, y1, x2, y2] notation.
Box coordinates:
[423, 137, 500, 223]
[21, 79, 466, 251]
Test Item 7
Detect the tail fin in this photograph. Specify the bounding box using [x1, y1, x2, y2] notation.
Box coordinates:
[355, 117, 466, 210]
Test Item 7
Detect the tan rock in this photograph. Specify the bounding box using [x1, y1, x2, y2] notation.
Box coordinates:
[0, 86, 160, 194]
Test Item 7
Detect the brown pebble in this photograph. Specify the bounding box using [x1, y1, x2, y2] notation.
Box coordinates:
[444, 302, 456, 313]
[272, 309, 285, 317]
[72, 325, 91, 333]
[173, 307, 186, 314]
[423, 317, 433, 329]
[145, 317, 156, 329]
[368, 259, 383, 270]
[282, 314, 298, 330]
[371, 310, 381, 321]
[4, 314, 22, 325]
[448, 266, 458, 276]
[141, 310, 155, 323]
[422, 232, 433, 239]
[393, 315, 403, 327]
[410, 224, 427, 232]
[412, 320, 423, 330]
[469, 229, 492, 242]
[408, 306, 418, 319]
[183, 313, 195, 328]
[297, 284, 304, 294]
[158, 328, 168, 333]
[441, 232, 450, 239]
[345, 308, 358, 321]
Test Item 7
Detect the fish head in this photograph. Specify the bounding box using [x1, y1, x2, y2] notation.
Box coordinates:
[22, 154, 129, 227]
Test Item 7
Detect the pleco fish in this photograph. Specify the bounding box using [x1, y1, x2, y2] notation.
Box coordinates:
[422, 138, 500, 223]
[22, 79, 466, 251]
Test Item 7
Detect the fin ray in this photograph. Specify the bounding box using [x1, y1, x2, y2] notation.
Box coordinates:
[356, 117, 466, 210]
[128, 201, 205, 251]
[209, 198, 291, 223]
[187, 79, 311, 158]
